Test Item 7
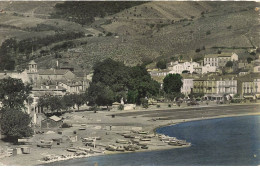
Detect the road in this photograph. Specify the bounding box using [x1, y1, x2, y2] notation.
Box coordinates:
[114, 104, 260, 120]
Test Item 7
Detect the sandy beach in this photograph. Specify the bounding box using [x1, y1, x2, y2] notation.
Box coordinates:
[0, 102, 259, 166]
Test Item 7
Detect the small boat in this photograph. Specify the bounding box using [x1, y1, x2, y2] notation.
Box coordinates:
[123, 133, 132, 138]
[137, 142, 148, 146]
[79, 128, 86, 130]
[116, 139, 129, 144]
[140, 138, 151, 141]
[141, 145, 148, 149]
[67, 148, 78, 152]
[106, 145, 117, 151]
[116, 146, 125, 152]
[82, 138, 94, 142]
[138, 131, 148, 135]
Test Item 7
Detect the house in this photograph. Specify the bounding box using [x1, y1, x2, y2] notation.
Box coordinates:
[58, 80, 85, 94]
[168, 60, 200, 74]
[193, 73, 237, 100]
[236, 73, 260, 99]
[253, 65, 260, 73]
[193, 64, 217, 74]
[41, 115, 63, 128]
[204, 53, 238, 67]
[180, 74, 200, 96]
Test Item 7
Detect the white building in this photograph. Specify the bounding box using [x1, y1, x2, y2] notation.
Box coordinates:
[204, 53, 238, 67]
[253, 65, 260, 73]
[181, 78, 194, 96]
[180, 74, 200, 96]
[168, 61, 200, 74]
[194, 64, 217, 74]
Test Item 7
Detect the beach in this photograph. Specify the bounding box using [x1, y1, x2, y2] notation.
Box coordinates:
[0, 102, 259, 166]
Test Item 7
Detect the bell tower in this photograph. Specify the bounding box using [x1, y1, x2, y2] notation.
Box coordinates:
[28, 60, 37, 73]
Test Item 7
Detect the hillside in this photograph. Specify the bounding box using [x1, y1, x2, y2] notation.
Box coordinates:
[0, 1, 259, 73]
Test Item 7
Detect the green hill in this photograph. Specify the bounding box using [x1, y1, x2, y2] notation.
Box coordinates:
[0, 1, 259, 72]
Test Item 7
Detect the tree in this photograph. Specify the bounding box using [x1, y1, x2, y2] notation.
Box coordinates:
[62, 94, 75, 111]
[0, 77, 32, 110]
[128, 65, 160, 104]
[1, 108, 33, 141]
[226, 61, 233, 68]
[163, 74, 183, 94]
[71, 93, 87, 111]
[156, 60, 167, 69]
[247, 57, 253, 64]
[48, 96, 63, 114]
[87, 82, 115, 110]
[92, 58, 130, 101]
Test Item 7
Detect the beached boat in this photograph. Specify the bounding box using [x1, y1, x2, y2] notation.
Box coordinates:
[116, 146, 125, 152]
[140, 138, 151, 141]
[138, 131, 149, 134]
[67, 148, 78, 152]
[141, 145, 149, 149]
[137, 142, 148, 146]
[106, 145, 117, 151]
[116, 139, 129, 144]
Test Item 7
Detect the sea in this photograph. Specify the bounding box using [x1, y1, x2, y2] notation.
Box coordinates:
[47, 115, 260, 166]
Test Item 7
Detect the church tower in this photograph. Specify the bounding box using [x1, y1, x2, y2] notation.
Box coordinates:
[28, 60, 37, 73]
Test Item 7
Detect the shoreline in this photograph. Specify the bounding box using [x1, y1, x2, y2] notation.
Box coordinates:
[0, 103, 259, 166]
[42, 111, 260, 166]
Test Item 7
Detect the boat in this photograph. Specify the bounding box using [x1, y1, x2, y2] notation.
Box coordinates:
[82, 138, 94, 142]
[138, 131, 149, 134]
[141, 145, 148, 149]
[123, 133, 132, 138]
[106, 145, 117, 151]
[67, 148, 78, 152]
[116, 146, 125, 152]
[137, 142, 148, 146]
[116, 139, 129, 144]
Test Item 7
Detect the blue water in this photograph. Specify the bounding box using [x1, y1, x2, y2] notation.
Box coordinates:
[47, 115, 260, 166]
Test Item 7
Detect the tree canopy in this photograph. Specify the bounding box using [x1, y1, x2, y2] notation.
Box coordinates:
[163, 74, 183, 94]
[88, 59, 160, 106]
[0, 77, 32, 110]
[156, 60, 167, 69]
[0, 108, 33, 140]
[225, 61, 233, 67]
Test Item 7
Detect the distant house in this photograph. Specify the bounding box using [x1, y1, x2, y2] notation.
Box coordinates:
[204, 53, 238, 67]
[253, 65, 260, 73]
[168, 60, 200, 74]
[41, 115, 63, 128]
[193, 64, 217, 74]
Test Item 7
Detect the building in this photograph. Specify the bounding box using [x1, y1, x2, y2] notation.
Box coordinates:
[168, 61, 200, 74]
[193, 73, 237, 100]
[204, 53, 238, 67]
[193, 64, 217, 74]
[253, 65, 260, 73]
[236, 73, 260, 99]
[180, 74, 200, 96]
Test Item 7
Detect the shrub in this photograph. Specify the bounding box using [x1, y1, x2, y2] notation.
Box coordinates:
[106, 32, 113, 36]
[140, 98, 148, 109]
[195, 48, 201, 53]
[206, 30, 211, 35]
[168, 104, 171, 107]
[227, 25, 232, 29]
[118, 104, 124, 110]
[61, 123, 71, 128]
[156, 104, 160, 108]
